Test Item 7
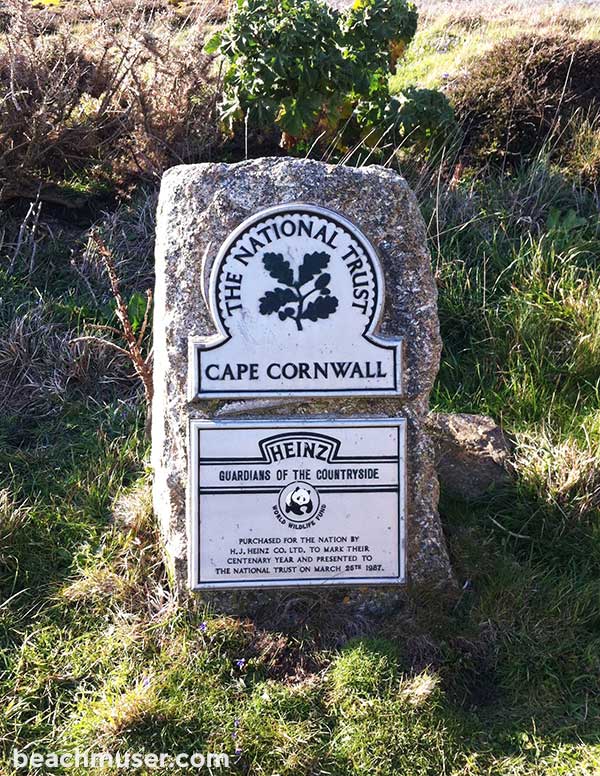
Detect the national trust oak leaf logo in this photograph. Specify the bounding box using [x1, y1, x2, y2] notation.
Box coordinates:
[258, 250, 339, 331]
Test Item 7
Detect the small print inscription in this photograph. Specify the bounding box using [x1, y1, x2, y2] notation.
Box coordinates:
[190, 204, 402, 399]
[189, 419, 406, 589]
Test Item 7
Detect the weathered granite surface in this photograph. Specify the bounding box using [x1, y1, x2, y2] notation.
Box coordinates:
[429, 412, 515, 501]
[152, 157, 453, 599]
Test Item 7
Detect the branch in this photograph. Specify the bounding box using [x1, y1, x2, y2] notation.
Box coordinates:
[137, 287, 153, 348]
[87, 232, 154, 409]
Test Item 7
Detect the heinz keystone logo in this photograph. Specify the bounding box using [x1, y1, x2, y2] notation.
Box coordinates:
[189, 204, 403, 399]
[258, 432, 340, 464]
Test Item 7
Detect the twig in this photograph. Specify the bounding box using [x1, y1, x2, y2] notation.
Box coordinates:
[10, 200, 35, 273]
[488, 515, 530, 540]
[27, 197, 42, 276]
[70, 335, 132, 359]
[137, 288, 153, 348]
[86, 232, 154, 416]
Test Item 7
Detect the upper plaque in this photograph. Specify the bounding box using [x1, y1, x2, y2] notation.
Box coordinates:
[190, 204, 402, 399]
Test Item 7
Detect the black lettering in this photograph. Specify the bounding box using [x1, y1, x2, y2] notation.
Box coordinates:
[352, 300, 369, 315]
[282, 363, 297, 379]
[270, 444, 284, 462]
[352, 271, 370, 287]
[298, 219, 313, 239]
[225, 301, 242, 315]
[303, 441, 316, 458]
[255, 226, 273, 243]
[232, 243, 253, 266]
[331, 362, 351, 378]
[249, 236, 265, 252]
[324, 229, 339, 248]
[316, 443, 329, 461]
[346, 257, 363, 273]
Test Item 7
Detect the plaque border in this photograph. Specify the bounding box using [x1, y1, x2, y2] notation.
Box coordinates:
[188, 417, 407, 591]
[189, 203, 403, 400]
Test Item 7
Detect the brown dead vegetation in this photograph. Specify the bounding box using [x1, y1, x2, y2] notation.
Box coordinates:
[0, 0, 221, 206]
[0, 306, 135, 418]
[450, 35, 600, 164]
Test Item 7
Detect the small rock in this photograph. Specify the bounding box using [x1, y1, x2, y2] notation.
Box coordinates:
[428, 413, 514, 501]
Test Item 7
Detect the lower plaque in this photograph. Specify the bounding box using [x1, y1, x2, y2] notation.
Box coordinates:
[189, 418, 406, 590]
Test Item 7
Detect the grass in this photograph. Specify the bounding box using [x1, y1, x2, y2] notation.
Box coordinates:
[1, 1, 600, 774]
[1, 158, 599, 774]
[391, 1, 600, 93]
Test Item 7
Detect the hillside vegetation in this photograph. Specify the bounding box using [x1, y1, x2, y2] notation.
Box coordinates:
[1, 1, 599, 774]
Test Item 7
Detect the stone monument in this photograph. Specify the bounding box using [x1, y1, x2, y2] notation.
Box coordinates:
[152, 157, 452, 597]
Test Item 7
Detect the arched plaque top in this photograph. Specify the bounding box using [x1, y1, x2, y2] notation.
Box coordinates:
[189, 203, 402, 399]
[210, 204, 384, 337]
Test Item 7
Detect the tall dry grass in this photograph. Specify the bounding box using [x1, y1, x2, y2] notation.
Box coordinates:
[0, 0, 222, 205]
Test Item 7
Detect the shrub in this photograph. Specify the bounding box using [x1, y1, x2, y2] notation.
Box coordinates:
[379, 86, 456, 153]
[207, 0, 349, 143]
[207, 0, 454, 154]
[0, 29, 126, 203]
[0, 303, 134, 419]
[450, 35, 600, 165]
[0, 1, 220, 205]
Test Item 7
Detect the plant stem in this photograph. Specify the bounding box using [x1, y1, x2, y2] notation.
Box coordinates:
[295, 295, 304, 330]
[293, 283, 321, 330]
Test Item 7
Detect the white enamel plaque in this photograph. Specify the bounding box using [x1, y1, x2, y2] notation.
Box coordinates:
[190, 204, 402, 399]
[189, 418, 406, 590]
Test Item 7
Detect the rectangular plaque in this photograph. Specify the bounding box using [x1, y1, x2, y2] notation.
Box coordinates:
[189, 418, 406, 590]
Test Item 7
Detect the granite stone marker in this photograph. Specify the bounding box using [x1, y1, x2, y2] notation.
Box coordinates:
[152, 157, 452, 594]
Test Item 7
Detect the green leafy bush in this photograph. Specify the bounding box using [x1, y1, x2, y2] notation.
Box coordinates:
[388, 87, 456, 150]
[206, 0, 348, 140]
[206, 0, 454, 153]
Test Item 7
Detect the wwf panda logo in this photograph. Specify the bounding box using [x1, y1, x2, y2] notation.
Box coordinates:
[277, 481, 320, 524]
[285, 486, 313, 516]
